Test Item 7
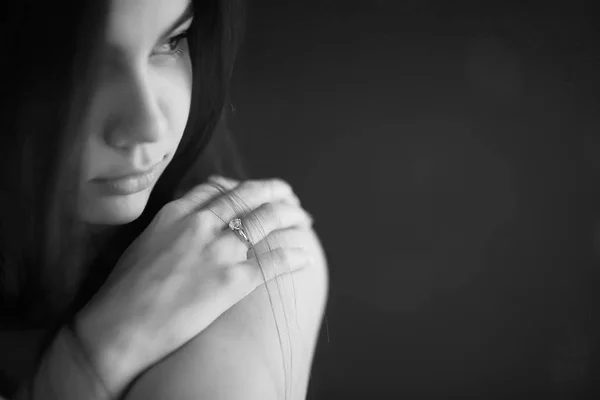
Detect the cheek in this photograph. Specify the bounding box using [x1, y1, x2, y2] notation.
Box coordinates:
[82, 62, 192, 169]
[77, 62, 192, 223]
[165, 59, 193, 142]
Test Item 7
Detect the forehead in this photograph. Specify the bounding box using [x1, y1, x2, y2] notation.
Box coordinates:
[106, 0, 192, 46]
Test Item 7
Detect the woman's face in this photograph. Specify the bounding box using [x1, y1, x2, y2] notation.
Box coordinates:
[79, 0, 193, 226]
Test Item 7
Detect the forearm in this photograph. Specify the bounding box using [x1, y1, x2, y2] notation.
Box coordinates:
[12, 327, 113, 400]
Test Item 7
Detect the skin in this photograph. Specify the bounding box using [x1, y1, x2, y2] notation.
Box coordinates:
[78, 0, 193, 227]
[124, 224, 329, 400]
[70, 0, 329, 398]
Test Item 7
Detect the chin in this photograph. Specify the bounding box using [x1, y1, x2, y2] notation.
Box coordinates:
[79, 188, 152, 225]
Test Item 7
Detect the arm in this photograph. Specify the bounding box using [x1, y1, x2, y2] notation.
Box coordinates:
[12, 327, 112, 400]
[123, 228, 329, 400]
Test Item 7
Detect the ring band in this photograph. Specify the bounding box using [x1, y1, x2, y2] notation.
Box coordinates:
[229, 217, 252, 248]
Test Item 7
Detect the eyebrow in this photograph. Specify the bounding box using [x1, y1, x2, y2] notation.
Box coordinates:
[158, 2, 194, 41]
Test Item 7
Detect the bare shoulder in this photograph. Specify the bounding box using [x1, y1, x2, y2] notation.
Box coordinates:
[124, 228, 329, 400]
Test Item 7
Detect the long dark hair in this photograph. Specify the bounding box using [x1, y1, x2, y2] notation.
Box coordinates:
[0, 0, 247, 366]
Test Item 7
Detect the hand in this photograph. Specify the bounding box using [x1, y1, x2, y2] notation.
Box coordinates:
[206, 175, 313, 260]
[72, 177, 314, 396]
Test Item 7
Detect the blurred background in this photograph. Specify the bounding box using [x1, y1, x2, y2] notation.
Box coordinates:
[229, 1, 600, 398]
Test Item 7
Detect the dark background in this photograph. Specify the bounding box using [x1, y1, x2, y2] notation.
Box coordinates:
[229, 1, 600, 398]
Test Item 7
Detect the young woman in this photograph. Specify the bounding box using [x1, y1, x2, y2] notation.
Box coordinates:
[0, 0, 328, 399]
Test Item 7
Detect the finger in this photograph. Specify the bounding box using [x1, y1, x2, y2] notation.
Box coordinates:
[209, 176, 301, 207]
[202, 178, 297, 234]
[208, 206, 312, 265]
[235, 201, 313, 245]
[207, 229, 253, 264]
[246, 227, 311, 260]
[169, 181, 228, 217]
[230, 247, 312, 292]
[208, 175, 239, 187]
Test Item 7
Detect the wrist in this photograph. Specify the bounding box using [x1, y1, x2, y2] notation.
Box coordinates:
[58, 327, 114, 398]
[62, 324, 113, 395]
[21, 327, 113, 400]
[73, 310, 140, 397]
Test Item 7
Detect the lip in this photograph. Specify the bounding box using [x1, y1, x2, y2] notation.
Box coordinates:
[95, 164, 160, 181]
[92, 163, 162, 196]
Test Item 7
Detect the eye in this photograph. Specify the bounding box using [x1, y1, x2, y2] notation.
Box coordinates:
[153, 30, 190, 59]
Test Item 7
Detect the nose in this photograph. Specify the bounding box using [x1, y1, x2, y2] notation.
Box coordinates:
[104, 69, 168, 150]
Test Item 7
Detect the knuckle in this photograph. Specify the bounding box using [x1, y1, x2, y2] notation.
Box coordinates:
[203, 239, 220, 258]
[159, 202, 183, 220]
[188, 181, 219, 199]
[209, 175, 238, 188]
[261, 202, 277, 221]
[266, 229, 289, 248]
[157, 203, 174, 218]
[248, 203, 278, 233]
[209, 239, 232, 261]
[214, 265, 237, 287]
[265, 235, 281, 250]
[201, 182, 223, 197]
[220, 263, 253, 287]
[190, 210, 214, 233]
[272, 209, 284, 229]
[273, 247, 290, 265]
[268, 177, 292, 193]
[239, 179, 259, 192]
[272, 248, 301, 272]
[209, 181, 231, 195]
